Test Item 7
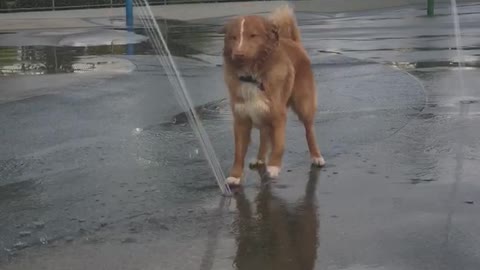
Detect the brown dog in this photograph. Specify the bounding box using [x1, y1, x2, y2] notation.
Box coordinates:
[221, 6, 325, 185]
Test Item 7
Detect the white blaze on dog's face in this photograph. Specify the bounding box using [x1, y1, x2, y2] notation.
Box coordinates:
[222, 16, 278, 64]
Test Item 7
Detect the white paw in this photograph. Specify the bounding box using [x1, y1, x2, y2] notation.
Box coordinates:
[312, 156, 326, 167]
[266, 166, 280, 178]
[249, 158, 265, 167]
[226, 176, 241, 186]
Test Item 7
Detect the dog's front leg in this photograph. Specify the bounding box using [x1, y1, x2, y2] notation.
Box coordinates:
[263, 66, 293, 179]
[267, 111, 287, 178]
[249, 127, 270, 168]
[226, 116, 252, 185]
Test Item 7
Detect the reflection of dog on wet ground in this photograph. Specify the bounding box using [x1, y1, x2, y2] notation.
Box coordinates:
[221, 6, 326, 185]
[232, 168, 321, 270]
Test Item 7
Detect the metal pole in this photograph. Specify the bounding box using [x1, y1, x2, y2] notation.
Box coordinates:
[52, 0, 55, 11]
[427, 0, 435, 16]
[54, 47, 58, 73]
[126, 0, 134, 28]
[126, 0, 134, 55]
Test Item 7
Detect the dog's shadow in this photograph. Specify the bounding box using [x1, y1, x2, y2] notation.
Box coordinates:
[231, 166, 321, 270]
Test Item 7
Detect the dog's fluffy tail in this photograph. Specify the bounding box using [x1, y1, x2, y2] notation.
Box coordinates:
[269, 5, 301, 42]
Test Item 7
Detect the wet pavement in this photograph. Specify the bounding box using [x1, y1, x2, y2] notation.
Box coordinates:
[1, 2, 480, 270]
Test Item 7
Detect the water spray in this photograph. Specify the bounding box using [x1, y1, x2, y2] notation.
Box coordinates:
[130, 0, 232, 196]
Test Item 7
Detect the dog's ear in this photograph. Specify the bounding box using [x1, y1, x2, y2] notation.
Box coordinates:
[219, 18, 236, 35]
[265, 20, 279, 42]
[217, 24, 227, 34]
[271, 24, 280, 41]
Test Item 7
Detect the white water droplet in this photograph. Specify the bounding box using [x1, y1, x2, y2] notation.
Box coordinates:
[132, 127, 143, 135]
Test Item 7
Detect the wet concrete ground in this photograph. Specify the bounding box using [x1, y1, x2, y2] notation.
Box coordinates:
[1, 2, 480, 270]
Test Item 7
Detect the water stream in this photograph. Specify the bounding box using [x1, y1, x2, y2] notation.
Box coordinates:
[132, 0, 231, 195]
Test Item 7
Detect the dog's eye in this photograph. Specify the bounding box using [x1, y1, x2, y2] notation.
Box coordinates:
[230, 36, 237, 40]
[250, 34, 257, 38]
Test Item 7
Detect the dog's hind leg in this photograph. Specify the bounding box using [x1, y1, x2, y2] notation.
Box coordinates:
[291, 71, 325, 167]
[303, 116, 325, 167]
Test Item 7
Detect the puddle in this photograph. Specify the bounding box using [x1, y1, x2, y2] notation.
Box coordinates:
[460, 99, 480, 104]
[132, 99, 232, 167]
[170, 98, 230, 125]
[0, 19, 220, 76]
[301, 3, 480, 77]
[0, 45, 148, 75]
[389, 59, 480, 71]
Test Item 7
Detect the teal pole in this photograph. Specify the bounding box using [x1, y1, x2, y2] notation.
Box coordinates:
[126, 0, 134, 55]
[427, 0, 435, 16]
[126, 0, 133, 27]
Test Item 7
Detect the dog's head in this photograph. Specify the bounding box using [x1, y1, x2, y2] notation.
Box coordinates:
[221, 16, 279, 65]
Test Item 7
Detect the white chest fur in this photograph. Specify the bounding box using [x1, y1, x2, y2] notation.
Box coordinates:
[234, 82, 270, 127]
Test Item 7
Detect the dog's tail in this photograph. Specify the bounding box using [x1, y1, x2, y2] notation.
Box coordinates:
[269, 5, 301, 42]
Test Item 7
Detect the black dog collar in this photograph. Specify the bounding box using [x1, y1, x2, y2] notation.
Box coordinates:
[238, 76, 264, 91]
